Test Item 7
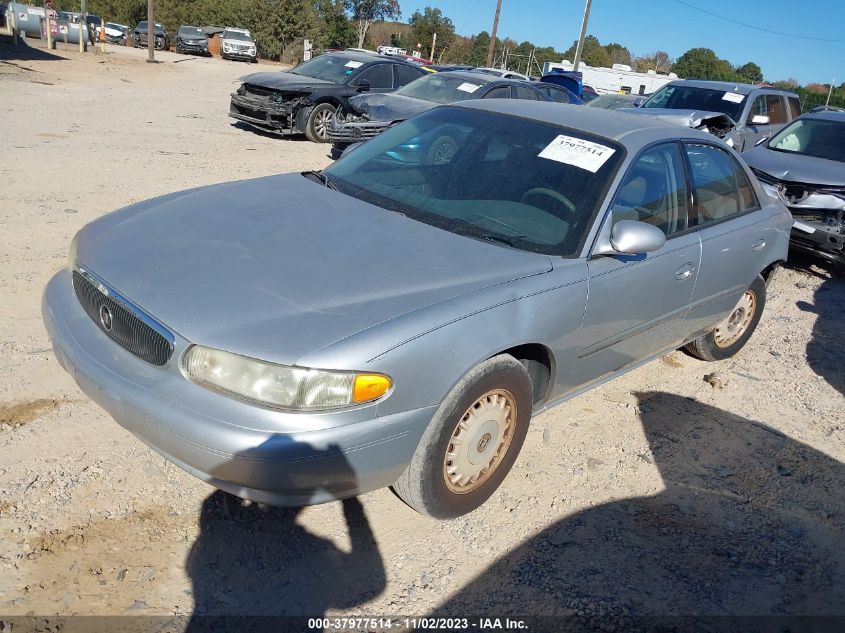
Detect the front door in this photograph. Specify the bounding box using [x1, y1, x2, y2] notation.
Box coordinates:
[566, 142, 701, 391]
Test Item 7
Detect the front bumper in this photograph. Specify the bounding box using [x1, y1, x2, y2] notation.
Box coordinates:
[223, 49, 256, 61]
[229, 94, 307, 134]
[327, 112, 391, 144]
[178, 41, 207, 54]
[42, 270, 435, 506]
[790, 215, 845, 266]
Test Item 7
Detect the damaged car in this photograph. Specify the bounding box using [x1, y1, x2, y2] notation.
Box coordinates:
[743, 108, 845, 268]
[327, 71, 579, 158]
[175, 25, 209, 56]
[44, 103, 790, 519]
[230, 51, 426, 142]
[624, 80, 800, 152]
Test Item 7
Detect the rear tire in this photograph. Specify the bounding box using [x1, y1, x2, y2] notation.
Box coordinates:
[305, 103, 336, 143]
[392, 355, 533, 519]
[685, 275, 766, 361]
[426, 134, 458, 164]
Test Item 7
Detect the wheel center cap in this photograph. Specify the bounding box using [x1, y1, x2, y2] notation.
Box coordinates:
[477, 433, 492, 452]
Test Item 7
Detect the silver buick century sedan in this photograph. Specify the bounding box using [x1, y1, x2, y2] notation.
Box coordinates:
[43, 102, 791, 518]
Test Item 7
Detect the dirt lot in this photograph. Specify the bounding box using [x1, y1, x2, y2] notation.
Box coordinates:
[1, 37, 844, 628]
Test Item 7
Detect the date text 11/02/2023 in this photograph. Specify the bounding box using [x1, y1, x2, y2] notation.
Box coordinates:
[307, 618, 529, 630]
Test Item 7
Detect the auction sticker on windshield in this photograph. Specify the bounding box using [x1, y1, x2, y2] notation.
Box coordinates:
[345, 60, 364, 68]
[457, 82, 482, 93]
[538, 134, 616, 173]
[722, 92, 744, 103]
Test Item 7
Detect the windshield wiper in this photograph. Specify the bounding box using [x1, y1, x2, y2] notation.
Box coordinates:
[302, 170, 338, 191]
[476, 233, 519, 248]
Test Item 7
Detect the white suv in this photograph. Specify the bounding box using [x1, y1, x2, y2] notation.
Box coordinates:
[220, 27, 257, 63]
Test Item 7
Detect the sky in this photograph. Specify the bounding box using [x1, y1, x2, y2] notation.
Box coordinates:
[397, 0, 844, 85]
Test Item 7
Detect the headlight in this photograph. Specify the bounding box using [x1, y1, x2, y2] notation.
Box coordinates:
[182, 345, 392, 411]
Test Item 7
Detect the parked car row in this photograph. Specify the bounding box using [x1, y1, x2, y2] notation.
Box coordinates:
[229, 52, 841, 268]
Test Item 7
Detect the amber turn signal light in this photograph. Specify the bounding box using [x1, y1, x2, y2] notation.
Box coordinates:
[353, 374, 392, 403]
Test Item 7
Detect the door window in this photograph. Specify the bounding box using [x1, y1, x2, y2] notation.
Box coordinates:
[685, 144, 759, 225]
[610, 143, 689, 236]
[513, 85, 541, 101]
[747, 95, 768, 122]
[535, 85, 571, 103]
[395, 64, 423, 88]
[788, 96, 801, 119]
[765, 94, 788, 124]
[354, 64, 393, 90]
[482, 86, 511, 99]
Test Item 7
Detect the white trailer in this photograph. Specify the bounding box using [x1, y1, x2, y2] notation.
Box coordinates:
[543, 60, 678, 96]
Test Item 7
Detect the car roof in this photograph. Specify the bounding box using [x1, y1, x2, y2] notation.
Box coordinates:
[454, 100, 718, 146]
[325, 50, 418, 66]
[801, 109, 845, 123]
[666, 79, 797, 97]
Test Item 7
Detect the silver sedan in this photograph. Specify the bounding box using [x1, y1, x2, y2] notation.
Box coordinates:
[42, 102, 791, 518]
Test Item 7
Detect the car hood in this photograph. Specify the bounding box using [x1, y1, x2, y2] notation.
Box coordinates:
[742, 145, 845, 188]
[240, 71, 333, 91]
[74, 174, 552, 366]
[350, 93, 435, 122]
[622, 107, 737, 130]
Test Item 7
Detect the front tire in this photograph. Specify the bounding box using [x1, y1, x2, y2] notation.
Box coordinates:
[685, 275, 766, 361]
[305, 103, 336, 143]
[392, 355, 533, 519]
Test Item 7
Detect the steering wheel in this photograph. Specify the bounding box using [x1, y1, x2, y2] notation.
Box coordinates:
[520, 187, 577, 219]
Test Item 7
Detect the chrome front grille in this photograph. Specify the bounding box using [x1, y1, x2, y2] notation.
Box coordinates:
[72, 269, 174, 366]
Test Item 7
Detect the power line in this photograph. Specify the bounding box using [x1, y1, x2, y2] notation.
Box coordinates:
[669, 0, 845, 43]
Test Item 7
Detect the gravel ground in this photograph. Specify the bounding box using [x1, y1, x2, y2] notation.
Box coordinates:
[1, 37, 844, 629]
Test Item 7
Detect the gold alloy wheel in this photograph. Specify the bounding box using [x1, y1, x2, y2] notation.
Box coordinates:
[443, 389, 516, 494]
[714, 290, 756, 348]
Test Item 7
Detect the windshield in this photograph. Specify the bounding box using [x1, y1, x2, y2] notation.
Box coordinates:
[396, 74, 489, 104]
[136, 22, 164, 34]
[179, 27, 204, 37]
[642, 84, 746, 121]
[224, 30, 253, 42]
[290, 54, 366, 83]
[768, 118, 845, 163]
[324, 107, 623, 256]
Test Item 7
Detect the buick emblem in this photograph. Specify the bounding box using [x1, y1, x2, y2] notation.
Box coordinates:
[99, 304, 113, 332]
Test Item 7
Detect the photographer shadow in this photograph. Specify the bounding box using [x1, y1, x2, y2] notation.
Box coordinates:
[433, 392, 845, 625]
[184, 442, 386, 631]
[797, 273, 845, 397]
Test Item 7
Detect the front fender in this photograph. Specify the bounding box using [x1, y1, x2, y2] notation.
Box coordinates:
[297, 261, 589, 417]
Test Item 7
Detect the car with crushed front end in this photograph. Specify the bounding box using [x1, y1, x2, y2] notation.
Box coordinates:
[230, 51, 426, 142]
[742, 108, 845, 268]
[625, 80, 801, 152]
[175, 25, 208, 56]
[43, 102, 791, 519]
[327, 70, 580, 159]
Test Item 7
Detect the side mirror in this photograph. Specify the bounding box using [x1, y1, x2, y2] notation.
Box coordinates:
[755, 136, 769, 147]
[749, 114, 770, 125]
[609, 220, 666, 254]
[356, 79, 371, 92]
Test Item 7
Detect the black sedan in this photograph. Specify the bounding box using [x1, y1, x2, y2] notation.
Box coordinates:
[327, 71, 580, 157]
[175, 25, 208, 56]
[229, 51, 427, 142]
[133, 21, 168, 50]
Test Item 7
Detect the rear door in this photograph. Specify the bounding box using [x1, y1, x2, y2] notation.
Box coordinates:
[683, 142, 775, 335]
[567, 142, 701, 390]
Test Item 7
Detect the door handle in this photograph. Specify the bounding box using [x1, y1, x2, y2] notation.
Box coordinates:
[752, 238, 766, 252]
[675, 262, 695, 280]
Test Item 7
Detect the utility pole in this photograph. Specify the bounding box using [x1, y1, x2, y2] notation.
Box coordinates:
[572, 0, 592, 72]
[826, 78, 835, 107]
[79, 0, 87, 52]
[146, 0, 155, 62]
[486, 0, 502, 68]
[430, 31, 437, 61]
